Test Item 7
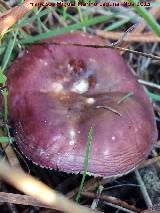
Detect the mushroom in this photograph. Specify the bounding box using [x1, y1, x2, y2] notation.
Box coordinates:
[6, 31, 157, 177]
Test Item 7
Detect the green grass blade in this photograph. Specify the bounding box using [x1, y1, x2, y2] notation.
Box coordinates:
[20, 14, 117, 44]
[76, 127, 93, 203]
[14, 7, 54, 29]
[0, 137, 15, 143]
[1, 30, 18, 72]
[75, 0, 84, 23]
[117, 92, 134, 105]
[105, 16, 133, 31]
[128, 0, 160, 36]
[1, 88, 8, 121]
[147, 91, 160, 102]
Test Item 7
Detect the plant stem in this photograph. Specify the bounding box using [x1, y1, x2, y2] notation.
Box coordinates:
[76, 127, 93, 203]
[128, 0, 160, 36]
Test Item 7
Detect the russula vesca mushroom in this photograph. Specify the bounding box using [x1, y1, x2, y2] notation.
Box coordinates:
[6, 31, 157, 177]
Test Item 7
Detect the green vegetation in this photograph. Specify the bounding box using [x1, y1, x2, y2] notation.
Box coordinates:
[76, 127, 93, 203]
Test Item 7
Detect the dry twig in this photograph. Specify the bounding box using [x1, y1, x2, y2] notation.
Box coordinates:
[135, 170, 152, 208]
[0, 160, 97, 213]
[140, 156, 160, 169]
[123, 1, 160, 45]
[96, 31, 160, 43]
[67, 178, 113, 198]
[32, 41, 160, 60]
[81, 191, 142, 212]
[0, 0, 44, 36]
[96, 1, 160, 54]
[0, 192, 75, 210]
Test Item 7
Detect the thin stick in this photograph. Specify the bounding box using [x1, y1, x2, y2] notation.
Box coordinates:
[67, 178, 113, 199]
[0, 192, 73, 210]
[91, 185, 104, 210]
[96, 105, 121, 116]
[96, 30, 160, 43]
[135, 170, 152, 209]
[139, 156, 160, 169]
[120, 1, 160, 51]
[0, 192, 55, 209]
[138, 79, 160, 90]
[0, 160, 96, 213]
[0, 186, 18, 213]
[81, 191, 141, 212]
[104, 202, 136, 213]
[30, 41, 160, 60]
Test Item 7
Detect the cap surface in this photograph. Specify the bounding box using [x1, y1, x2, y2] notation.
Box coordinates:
[7, 31, 157, 177]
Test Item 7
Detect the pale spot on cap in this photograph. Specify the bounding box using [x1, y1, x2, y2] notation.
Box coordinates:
[69, 140, 75, 145]
[112, 136, 116, 140]
[72, 79, 89, 94]
[69, 129, 76, 137]
[51, 82, 63, 93]
[86, 97, 95, 105]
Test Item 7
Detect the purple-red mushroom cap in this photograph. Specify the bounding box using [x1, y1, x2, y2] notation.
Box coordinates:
[6, 31, 157, 177]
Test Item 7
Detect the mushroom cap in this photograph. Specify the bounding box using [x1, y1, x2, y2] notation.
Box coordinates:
[7, 31, 157, 177]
